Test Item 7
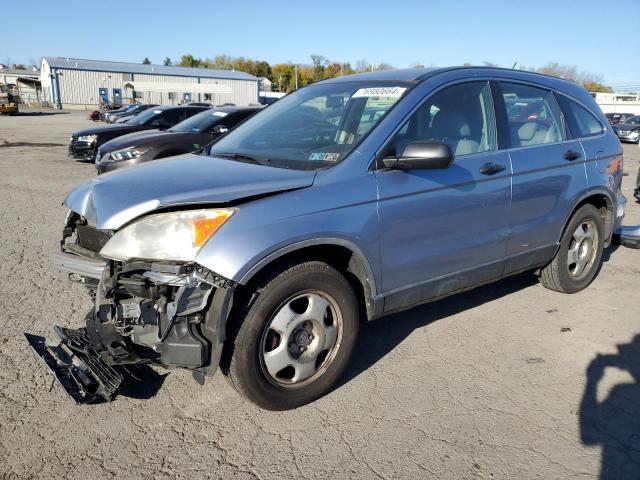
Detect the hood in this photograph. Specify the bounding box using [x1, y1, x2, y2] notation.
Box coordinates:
[616, 122, 640, 130]
[99, 129, 167, 153]
[65, 154, 316, 229]
[73, 123, 143, 137]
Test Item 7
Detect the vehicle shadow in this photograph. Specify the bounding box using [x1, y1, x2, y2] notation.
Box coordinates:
[14, 111, 70, 116]
[340, 244, 619, 390]
[338, 271, 538, 388]
[580, 335, 640, 479]
[117, 364, 168, 400]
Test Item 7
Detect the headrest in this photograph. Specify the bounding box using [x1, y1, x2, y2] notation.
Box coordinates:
[431, 108, 470, 138]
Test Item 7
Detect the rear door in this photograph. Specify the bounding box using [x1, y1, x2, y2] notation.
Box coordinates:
[496, 81, 587, 272]
[376, 81, 512, 311]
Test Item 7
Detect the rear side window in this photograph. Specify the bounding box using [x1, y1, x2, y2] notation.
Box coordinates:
[161, 109, 185, 125]
[499, 82, 566, 147]
[558, 96, 604, 137]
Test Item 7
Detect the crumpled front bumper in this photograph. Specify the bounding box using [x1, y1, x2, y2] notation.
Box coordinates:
[40, 249, 237, 402]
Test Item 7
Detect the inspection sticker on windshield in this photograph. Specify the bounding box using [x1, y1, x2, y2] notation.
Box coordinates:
[309, 152, 340, 162]
[352, 87, 406, 98]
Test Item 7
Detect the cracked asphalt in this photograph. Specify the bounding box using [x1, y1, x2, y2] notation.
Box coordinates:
[1, 109, 639, 479]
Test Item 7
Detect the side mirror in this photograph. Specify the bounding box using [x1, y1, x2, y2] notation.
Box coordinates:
[212, 124, 229, 135]
[383, 142, 453, 170]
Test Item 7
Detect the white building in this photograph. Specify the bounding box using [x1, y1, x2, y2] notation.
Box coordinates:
[591, 92, 640, 115]
[40, 57, 260, 109]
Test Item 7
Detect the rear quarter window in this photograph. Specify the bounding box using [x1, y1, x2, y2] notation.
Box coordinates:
[558, 96, 604, 138]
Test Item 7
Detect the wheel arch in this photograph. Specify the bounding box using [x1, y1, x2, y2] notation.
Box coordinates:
[557, 189, 614, 248]
[237, 239, 381, 322]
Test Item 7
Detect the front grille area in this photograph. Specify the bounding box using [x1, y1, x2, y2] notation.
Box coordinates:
[68, 136, 77, 155]
[76, 225, 111, 253]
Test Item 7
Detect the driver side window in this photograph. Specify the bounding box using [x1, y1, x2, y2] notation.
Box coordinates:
[392, 81, 497, 158]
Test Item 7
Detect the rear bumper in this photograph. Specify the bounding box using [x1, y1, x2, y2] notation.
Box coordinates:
[613, 225, 640, 249]
[51, 251, 106, 280]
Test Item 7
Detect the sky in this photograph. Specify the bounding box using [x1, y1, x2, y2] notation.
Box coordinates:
[2, 0, 639, 91]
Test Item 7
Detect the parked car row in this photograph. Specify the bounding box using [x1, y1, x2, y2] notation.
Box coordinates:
[104, 104, 159, 123]
[96, 106, 260, 173]
[605, 112, 635, 125]
[70, 104, 261, 173]
[43, 67, 635, 410]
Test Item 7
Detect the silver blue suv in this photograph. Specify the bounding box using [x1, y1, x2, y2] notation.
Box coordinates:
[46, 67, 625, 409]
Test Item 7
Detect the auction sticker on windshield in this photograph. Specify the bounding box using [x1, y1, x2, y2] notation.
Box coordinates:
[352, 87, 406, 98]
[309, 152, 340, 162]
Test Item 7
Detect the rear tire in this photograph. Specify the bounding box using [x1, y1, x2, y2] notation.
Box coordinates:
[539, 204, 604, 293]
[223, 261, 359, 410]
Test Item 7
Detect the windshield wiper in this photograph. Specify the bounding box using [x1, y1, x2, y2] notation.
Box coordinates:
[213, 152, 270, 165]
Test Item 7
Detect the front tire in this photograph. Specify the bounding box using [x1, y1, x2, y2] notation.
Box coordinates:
[539, 204, 605, 293]
[224, 261, 359, 410]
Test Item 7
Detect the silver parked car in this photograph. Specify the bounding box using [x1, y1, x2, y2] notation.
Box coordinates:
[36, 67, 625, 409]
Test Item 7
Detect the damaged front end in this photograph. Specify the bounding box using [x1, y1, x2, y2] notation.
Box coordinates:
[31, 212, 236, 403]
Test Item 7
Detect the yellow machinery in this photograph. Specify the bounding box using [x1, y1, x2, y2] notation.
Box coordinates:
[0, 83, 20, 115]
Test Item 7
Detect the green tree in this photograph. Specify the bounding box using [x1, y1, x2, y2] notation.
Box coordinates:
[163, 57, 172, 66]
[179, 54, 201, 68]
[310, 54, 327, 81]
[142, 57, 151, 65]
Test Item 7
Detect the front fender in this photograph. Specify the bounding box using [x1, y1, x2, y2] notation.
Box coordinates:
[194, 171, 381, 291]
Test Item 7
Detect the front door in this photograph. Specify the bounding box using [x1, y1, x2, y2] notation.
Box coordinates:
[376, 81, 512, 312]
[112, 88, 122, 106]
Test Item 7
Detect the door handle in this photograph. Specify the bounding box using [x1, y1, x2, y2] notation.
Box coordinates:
[479, 162, 506, 175]
[563, 150, 581, 161]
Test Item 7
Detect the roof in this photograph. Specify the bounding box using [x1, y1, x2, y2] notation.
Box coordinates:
[320, 68, 440, 84]
[320, 66, 581, 89]
[43, 57, 258, 82]
[0, 68, 40, 76]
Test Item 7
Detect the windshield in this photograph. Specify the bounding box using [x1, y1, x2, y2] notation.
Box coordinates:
[127, 108, 165, 126]
[209, 82, 409, 170]
[170, 109, 227, 133]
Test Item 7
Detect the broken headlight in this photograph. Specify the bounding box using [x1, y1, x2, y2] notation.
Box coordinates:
[100, 208, 235, 262]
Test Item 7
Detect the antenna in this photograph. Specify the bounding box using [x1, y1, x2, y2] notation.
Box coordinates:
[512, 61, 518, 70]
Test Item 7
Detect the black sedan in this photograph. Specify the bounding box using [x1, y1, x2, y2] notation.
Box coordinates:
[69, 105, 210, 161]
[106, 104, 158, 123]
[95, 106, 260, 173]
